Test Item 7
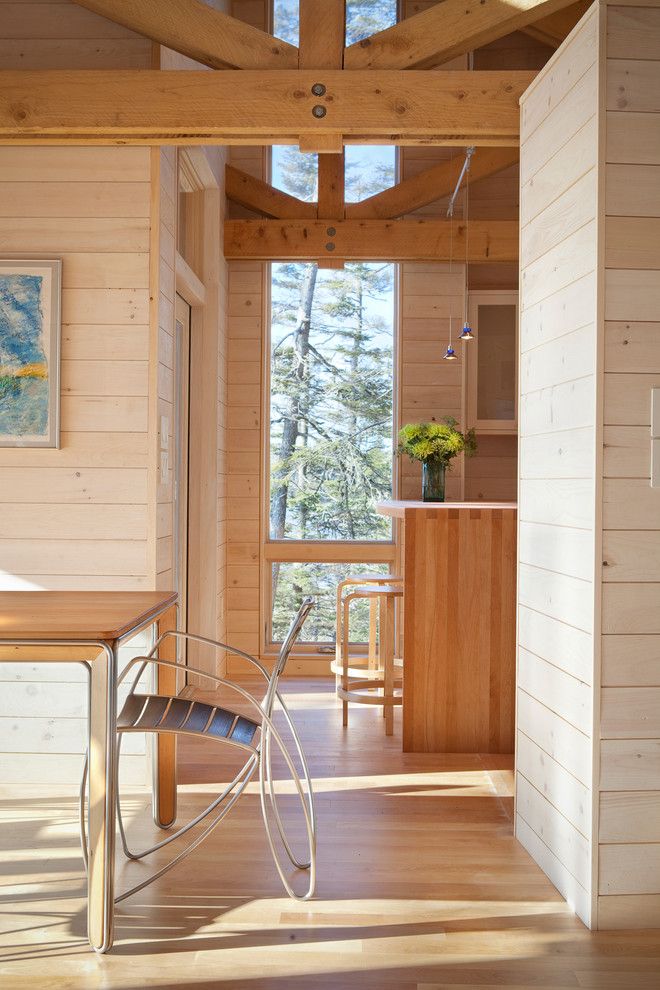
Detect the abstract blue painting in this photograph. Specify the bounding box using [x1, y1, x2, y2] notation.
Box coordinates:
[0, 260, 61, 447]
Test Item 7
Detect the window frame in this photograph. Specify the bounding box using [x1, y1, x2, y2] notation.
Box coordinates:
[465, 290, 519, 435]
[260, 258, 400, 658]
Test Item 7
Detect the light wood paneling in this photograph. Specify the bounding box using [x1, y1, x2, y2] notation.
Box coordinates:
[599, 0, 660, 932]
[0, 145, 153, 778]
[518, 689, 592, 785]
[518, 604, 593, 683]
[602, 634, 660, 686]
[518, 2, 599, 929]
[599, 790, 660, 842]
[601, 738, 660, 791]
[517, 731, 591, 836]
[0, 3, 158, 787]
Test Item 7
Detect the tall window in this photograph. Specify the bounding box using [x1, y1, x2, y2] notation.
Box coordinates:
[267, 0, 398, 648]
[270, 261, 394, 543]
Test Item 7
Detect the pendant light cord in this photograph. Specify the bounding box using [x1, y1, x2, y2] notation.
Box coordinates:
[464, 158, 470, 324]
[449, 186, 453, 347]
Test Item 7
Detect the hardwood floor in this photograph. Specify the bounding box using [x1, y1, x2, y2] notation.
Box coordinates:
[1, 678, 660, 988]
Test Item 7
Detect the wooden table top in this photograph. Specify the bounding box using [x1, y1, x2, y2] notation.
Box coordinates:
[376, 499, 517, 518]
[0, 591, 177, 643]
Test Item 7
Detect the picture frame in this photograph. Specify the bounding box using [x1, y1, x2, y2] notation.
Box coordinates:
[0, 258, 61, 448]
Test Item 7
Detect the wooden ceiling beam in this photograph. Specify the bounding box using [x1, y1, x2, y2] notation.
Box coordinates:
[224, 219, 519, 263]
[344, 0, 581, 70]
[225, 165, 316, 220]
[70, 0, 298, 70]
[346, 147, 519, 220]
[0, 69, 533, 146]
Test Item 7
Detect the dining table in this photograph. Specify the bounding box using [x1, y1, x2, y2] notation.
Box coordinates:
[0, 590, 178, 953]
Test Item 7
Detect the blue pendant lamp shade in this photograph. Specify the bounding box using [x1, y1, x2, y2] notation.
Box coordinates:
[460, 322, 474, 341]
[443, 343, 458, 360]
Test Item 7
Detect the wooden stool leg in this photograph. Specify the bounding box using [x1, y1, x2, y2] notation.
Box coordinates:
[379, 594, 387, 717]
[335, 582, 344, 695]
[382, 595, 395, 736]
[368, 597, 378, 671]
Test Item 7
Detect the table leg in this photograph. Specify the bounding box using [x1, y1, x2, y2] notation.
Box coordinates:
[87, 643, 118, 953]
[153, 603, 178, 828]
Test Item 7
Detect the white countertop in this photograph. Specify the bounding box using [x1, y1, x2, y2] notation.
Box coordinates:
[376, 500, 517, 518]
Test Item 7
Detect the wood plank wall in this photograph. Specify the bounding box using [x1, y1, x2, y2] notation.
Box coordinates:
[398, 261, 466, 502]
[518, 4, 600, 928]
[598, 0, 660, 930]
[0, 0, 154, 784]
[0, 0, 153, 68]
[0, 2, 229, 779]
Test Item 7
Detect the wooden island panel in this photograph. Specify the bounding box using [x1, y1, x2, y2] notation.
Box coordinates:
[378, 501, 517, 753]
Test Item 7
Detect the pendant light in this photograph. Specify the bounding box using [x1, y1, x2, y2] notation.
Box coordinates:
[460, 149, 475, 342]
[443, 188, 458, 361]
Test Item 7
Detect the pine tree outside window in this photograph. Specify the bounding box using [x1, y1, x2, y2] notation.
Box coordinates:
[267, 1, 398, 648]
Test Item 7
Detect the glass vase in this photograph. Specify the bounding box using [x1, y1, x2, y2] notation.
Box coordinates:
[422, 461, 446, 502]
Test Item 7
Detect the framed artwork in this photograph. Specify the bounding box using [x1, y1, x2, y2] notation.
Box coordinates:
[0, 259, 61, 448]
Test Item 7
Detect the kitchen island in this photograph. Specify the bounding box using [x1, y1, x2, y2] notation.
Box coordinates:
[377, 501, 517, 753]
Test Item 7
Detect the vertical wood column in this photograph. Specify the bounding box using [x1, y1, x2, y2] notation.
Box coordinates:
[300, 0, 346, 268]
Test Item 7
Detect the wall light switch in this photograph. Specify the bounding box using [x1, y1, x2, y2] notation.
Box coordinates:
[160, 416, 169, 451]
[652, 389, 660, 439]
[652, 437, 660, 489]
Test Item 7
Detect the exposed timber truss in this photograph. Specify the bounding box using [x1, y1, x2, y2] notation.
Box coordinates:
[0, 0, 590, 262]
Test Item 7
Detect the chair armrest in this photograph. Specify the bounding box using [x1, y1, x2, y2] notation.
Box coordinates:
[153, 629, 271, 683]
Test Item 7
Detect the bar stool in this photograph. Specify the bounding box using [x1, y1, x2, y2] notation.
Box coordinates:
[331, 573, 402, 689]
[335, 580, 403, 735]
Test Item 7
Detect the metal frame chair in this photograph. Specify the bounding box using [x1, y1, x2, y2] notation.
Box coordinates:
[80, 597, 317, 903]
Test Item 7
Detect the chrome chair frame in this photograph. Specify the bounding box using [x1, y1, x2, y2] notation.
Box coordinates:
[80, 597, 316, 903]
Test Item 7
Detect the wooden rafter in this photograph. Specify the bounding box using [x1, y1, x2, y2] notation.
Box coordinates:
[227, 149, 518, 224]
[70, 0, 298, 70]
[344, 0, 580, 70]
[347, 148, 519, 220]
[523, 0, 591, 47]
[225, 165, 315, 220]
[224, 219, 518, 263]
[0, 70, 533, 146]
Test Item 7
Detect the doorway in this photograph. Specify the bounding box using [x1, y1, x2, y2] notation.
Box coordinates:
[174, 293, 191, 661]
